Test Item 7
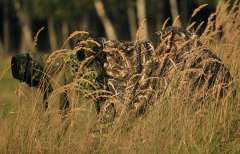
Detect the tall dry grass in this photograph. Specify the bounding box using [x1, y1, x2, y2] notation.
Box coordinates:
[1, 0, 240, 153]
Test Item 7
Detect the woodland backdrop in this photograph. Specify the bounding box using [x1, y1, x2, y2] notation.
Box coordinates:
[0, 0, 232, 55]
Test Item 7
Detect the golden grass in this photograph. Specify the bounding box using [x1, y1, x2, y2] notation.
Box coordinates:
[162, 17, 170, 30]
[1, 1, 240, 153]
[136, 19, 147, 41]
[0, 65, 11, 81]
[172, 15, 181, 26]
[61, 31, 89, 49]
[32, 26, 45, 50]
[191, 4, 208, 18]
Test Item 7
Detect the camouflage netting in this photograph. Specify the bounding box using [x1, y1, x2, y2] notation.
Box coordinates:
[92, 26, 235, 127]
[74, 33, 105, 93]
[146, 27, 234, 102]
[71, 33, 106, 112]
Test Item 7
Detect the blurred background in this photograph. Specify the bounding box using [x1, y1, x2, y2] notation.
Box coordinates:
[0, 0, 233, 56]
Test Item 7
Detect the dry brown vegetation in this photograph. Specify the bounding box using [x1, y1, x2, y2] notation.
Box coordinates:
[1, 1, 240, 153]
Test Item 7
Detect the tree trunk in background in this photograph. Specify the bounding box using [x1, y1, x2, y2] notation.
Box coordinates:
[79, 13, 89, 30]
[136, 0, 148, 39]
[93, 0, 117, 40]
[47, 16, 58, 51]
[20, 34, 28, 53]
[169, 0, 182, 27]
[76, 13, 89, 45]
[62, 20, 71, 49]
[126, 0, 137, 40]
[0, 38, 4, 57]
[156, 2, 164, 30]
[180, 0, 188, 28]
[13, 0, 33, 53]
[68, 20, 79, 48]
[3, 0, 10, 54]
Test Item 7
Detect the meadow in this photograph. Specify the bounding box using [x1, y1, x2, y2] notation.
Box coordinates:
[1, 1, 240, 153]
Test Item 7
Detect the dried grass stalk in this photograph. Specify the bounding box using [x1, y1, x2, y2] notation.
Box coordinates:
[162, 17, 170, 30]
[191, 4, 208, 18]
[86, 40, 101, 47]
[136, 19, 146, 41]
[195, 21, 205, 33]
[77, 55, 94, 75]
[46, 49, 68, 63]
[0, 65, 11, 81]
[172, 15, 181, 26]
[61, 31, 89, 49]
[186, 22, 196, 31]
[32, 27, 45, 50]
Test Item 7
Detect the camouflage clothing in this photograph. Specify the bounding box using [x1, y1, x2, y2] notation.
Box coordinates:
[11, 46, 104, 115]
[11, 52, 70, 113]
[75, 33, 106, 112]
[149, 26, 234, 101]
[93, 26, 235, 126]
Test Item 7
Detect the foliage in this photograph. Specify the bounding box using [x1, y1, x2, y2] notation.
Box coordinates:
[61, 32, 104, 93]
[3, 0, 234, 54]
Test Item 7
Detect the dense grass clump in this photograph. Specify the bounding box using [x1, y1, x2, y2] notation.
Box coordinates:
[1, 1, 240, 153]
